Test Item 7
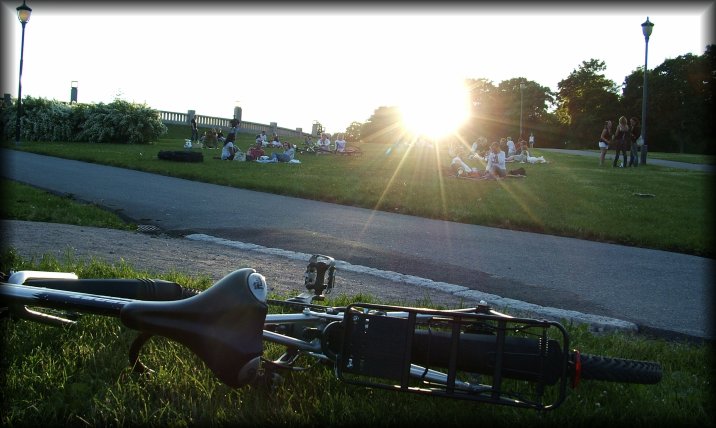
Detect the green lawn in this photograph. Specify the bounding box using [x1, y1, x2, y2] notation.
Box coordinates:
[5, 125, 713, 257]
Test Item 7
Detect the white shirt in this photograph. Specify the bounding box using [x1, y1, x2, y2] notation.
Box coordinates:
[221, 142, 235, 160]
[335, 139, 346, 152]
[318, 138, 331, 150]
[486, 150, 506, 172]
[506, 140, 516, 155]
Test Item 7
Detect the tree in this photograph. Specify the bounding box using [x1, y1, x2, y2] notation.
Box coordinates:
[360, 106, 403, 144]
[556, 59, 620, 147]
[344, 121, 363, 142]
[623, 48, 713, 153]
[462, 77, 558, 146]
[463, 78, 499, 141]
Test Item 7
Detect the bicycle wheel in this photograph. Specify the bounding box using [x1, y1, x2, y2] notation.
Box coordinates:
[579, 354, 662, 384]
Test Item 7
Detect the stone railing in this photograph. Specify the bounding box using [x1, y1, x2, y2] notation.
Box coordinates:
[158, 110, 312, 139]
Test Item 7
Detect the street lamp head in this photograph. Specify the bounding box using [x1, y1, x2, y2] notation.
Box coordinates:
[17, 1, 32, 24]
[641, 17, 654, 40]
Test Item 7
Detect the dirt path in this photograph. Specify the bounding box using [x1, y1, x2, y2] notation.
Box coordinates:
[1, 220, 471, 308]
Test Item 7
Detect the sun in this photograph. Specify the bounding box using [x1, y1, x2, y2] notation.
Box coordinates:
[398, 78, 471, 141]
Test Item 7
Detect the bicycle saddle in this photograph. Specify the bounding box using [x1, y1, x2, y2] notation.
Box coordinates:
[120, 268, 268, 388]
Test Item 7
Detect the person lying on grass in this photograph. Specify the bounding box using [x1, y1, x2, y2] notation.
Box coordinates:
[269, 142, 296, 162]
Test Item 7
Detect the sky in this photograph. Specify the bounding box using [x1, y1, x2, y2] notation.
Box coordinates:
[1, 1, 714, 136]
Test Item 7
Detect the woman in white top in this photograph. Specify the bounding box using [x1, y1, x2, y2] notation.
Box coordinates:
[485, 142, 507, 178]
[334, 134, 347, 152]
[317, 133, 332, 152]
[506, 137, 516, 157]
[221, 140, 237, 160]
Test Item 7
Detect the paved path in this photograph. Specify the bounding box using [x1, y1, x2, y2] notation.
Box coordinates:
[2, 149, 713, 340]
[541, 148, 716, 173]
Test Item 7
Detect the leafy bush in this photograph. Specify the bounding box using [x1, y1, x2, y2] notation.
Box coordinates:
[2, 96, 167, 144]
[77, 99, 167, 144]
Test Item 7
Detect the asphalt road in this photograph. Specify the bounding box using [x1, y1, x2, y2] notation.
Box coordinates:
[2, 149, 713, 340]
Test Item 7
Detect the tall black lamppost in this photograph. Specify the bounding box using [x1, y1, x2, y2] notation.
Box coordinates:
[14, 0, 32, 145]
[519, 83, 525, 140]
[640, 17, 654, 165]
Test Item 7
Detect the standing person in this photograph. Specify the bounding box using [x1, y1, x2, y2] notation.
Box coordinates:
[612, 116, 630, 168]
[528, 132, 535, 149]
[598, 120, 612, 166]
[191, 116, 199, 143]
[227, 119, 239, 144]
[628, 117, 641, 167]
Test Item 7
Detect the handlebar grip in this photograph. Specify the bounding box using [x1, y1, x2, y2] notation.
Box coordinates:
[24, 278, 196, 300]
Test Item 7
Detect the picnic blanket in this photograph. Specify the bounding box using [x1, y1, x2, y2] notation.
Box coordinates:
[443, 166, 527, 180]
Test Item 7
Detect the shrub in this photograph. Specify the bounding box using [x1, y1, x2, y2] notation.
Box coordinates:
[76, 99, 167, 144]
[1, 96, 167, 144]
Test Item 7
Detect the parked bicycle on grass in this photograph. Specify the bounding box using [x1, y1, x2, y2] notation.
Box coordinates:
[0, 254, 662, 411]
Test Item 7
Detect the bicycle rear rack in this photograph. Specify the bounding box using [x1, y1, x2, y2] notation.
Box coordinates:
[336, 303, 571, 410]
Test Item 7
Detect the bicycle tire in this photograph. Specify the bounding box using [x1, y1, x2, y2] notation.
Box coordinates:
[579, 354, 662, 384]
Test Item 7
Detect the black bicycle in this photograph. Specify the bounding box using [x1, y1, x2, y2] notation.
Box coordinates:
[0, 254, 662, 411]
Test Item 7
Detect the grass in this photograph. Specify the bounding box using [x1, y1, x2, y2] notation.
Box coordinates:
[0, 251, 713, 427]
[1, 179, 134, 230]
[4, 125, 713, 257]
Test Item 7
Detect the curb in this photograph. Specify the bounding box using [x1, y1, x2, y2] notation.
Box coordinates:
[185, 233, 639, 334]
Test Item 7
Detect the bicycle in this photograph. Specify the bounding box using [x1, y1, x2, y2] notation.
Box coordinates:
[0, 254, 662, 411]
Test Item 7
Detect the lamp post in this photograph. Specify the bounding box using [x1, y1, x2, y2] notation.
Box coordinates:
[70, 81, 78, 103]
[14, 0, 32, 145]
[519, 83, 525, 140]
[640, 16, 654, 165]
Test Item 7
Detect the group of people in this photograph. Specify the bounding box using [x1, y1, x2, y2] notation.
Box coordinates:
[222, 139, 297, 163]
[451, 141, 508, 179]
[256, 131, 283, 148]
[449, 133, 546, 180]
[303, 133, 348, 153]
[598, 116, 641, 167]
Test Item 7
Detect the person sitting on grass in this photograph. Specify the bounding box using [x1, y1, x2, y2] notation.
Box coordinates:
[246, 141, 265, 161]
[269, 142, 296, 162]
[506, 140, 529, 163]
[506, 137, 516, 157]
[485, 141, 507, 179]
[450, 155, 484, 178]
[334, 134, 347, 153]
[270, 134, 282, 148]
[221, 139, 238, 160]
[260, 131, 268, 146]
[201, 129, 218, 149]
[316, 133, 332, 153]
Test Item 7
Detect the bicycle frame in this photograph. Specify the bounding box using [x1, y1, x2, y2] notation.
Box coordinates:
[1, 256, 661, 411]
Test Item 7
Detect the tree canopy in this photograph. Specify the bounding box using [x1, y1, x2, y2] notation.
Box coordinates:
[344, 45, 714, 154]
